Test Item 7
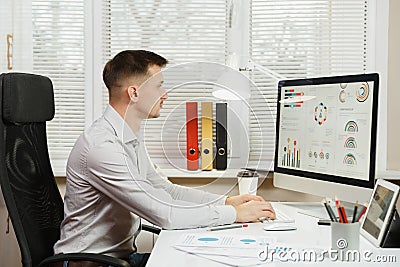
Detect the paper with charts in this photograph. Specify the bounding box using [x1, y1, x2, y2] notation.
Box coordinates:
[176, 233, 274, 248]
[174, 233, 294, 266]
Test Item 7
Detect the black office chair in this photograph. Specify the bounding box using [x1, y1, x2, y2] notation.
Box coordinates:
[0, 73, 159, 267]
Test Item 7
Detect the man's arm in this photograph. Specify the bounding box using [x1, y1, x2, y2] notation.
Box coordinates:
[142, 143, 228, 205]
[86, 142, 236, 229]
[87, 142, 275, 228]
[145, 149, 272, 209]
[143, 145, 275, 217]
[147, 167, 228, 205]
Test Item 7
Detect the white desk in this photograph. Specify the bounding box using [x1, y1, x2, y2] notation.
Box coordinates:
[146, 203, 400, 266]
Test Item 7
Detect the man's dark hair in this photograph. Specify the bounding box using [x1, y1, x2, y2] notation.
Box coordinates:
[103, 50, 168, 96]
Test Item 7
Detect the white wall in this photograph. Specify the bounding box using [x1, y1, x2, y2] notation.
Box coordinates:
[0, 0, 13, 73]
[386, 0, 400, 170]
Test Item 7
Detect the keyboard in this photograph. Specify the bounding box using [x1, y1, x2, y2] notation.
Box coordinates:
[262, 207, 295, 223]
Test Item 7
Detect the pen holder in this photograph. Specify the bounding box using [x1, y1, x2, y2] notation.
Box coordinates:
[331, 222, 360, 261]
[237, 170, 259, 195]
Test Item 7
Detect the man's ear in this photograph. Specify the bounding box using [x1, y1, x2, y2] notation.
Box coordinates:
[127, 86, 138, 103]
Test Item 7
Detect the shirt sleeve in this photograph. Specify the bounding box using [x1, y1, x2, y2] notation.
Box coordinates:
[144, 150, 227, 206]
[86, 141, 236, 230]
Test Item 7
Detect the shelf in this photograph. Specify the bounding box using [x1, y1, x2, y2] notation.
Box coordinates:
[377, 170, 400, 180]
[160, 168, 241, 178]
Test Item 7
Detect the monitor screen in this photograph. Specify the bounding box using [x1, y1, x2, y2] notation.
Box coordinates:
[274, 73, 379, 201]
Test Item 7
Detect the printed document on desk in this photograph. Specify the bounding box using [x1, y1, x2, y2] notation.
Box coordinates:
[173, 233, 276, 266]
[176, 233, 275, 248]
[174, 246, 265, 267]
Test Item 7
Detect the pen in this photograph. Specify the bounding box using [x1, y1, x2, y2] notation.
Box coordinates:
[339, 205, 349, 223]
[351, 202, 358, 223]
[327, 200, 338, 222]
[322, 199, 335, 222]
[335, 197, 343, 223]
[207, 224, 248, 232]
[318, 219, 332, 226]
[337, 205, 344, 223]
[356, 203, 368, 222]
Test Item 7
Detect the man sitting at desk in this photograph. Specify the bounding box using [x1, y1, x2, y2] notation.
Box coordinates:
[53, 50, 276, 266]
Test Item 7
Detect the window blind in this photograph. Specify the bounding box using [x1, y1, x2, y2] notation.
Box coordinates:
[101, 0, 227, 169]
[32, 0, 85, 175]
[28, 0, 372, 175]
[249, 0, 369, 168]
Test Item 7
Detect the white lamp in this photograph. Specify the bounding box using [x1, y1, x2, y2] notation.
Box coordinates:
[211, 67, 251, 101]
[247, 61, 287, 81]
[211, 60, 287, 101]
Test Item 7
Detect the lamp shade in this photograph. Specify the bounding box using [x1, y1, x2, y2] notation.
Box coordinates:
[212, 68, 251, 100]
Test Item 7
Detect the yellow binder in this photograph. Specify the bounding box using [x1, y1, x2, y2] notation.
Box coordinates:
[201, 102, 213, 170]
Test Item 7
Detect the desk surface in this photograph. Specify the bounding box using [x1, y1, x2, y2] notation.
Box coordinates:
[146, 203, 400, 266]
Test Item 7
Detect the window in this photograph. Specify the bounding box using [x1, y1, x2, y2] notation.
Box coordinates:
[249, 0, 371, 167]
[32, 0, 85, 174]
[100, 0, 227, 169]
[25, 0, 375, 175]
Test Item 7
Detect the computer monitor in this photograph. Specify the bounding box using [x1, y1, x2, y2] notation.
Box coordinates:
[273, 73, 379, 203]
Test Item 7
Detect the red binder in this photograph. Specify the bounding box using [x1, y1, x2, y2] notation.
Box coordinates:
[186, 102, 198, 170]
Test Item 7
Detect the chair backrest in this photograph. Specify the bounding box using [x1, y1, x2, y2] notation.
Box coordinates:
[0, 73, 64, 267]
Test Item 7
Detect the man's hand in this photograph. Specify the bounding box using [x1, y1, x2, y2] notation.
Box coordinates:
[234, 200, 276, 223]
[225, 194, 265, 206]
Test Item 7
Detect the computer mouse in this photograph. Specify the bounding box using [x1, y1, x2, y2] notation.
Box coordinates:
[263, 224, 297, 231]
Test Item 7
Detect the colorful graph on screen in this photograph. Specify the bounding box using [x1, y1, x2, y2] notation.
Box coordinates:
[343, 153, 357, 165]
[308, 150, 330, 161]
[277, 75, 377, 182]
[314, 102, 327, 125]
[344, 136, 357, 149]
[283, 89, 305, 108]
[281, 138, 300, 168]
[344, 120, 359, 132]
[339, 90, 346, 103]
[356, 82, 369, 102]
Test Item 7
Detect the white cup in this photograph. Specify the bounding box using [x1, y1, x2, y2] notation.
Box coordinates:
[331, 222, 360, 261]
[237, 170, 259, 195]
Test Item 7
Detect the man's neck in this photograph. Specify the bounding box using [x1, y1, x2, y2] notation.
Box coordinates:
[109, 102, 142, 133]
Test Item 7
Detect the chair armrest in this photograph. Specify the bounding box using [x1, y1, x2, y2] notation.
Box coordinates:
[39, 253, 130, 267]
[142, 224, 161, 235]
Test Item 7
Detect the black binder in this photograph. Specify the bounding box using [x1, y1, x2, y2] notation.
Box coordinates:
[216, 103, 227, 170]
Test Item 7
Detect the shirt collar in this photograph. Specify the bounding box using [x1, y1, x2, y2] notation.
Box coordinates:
[103, 105, 140, 144]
